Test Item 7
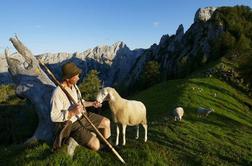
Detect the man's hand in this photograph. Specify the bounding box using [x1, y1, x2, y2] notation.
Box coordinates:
[93, 101, 102, 108]
[68, 102, 83, 119]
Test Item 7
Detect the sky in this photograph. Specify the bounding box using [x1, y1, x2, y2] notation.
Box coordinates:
[0, 0, 252, 54]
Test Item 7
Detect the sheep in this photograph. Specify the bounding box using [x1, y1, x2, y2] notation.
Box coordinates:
[96, 87, 147, 146]
[197, 107, 214, 117]
[173, 107, 184, 121]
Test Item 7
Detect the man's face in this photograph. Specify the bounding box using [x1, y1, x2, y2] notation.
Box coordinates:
[67, 74, 80, 85]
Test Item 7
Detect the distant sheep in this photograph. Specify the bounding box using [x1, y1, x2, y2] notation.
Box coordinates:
[173, 107, 184, 121]
[96, 87, 147, 146]
[197, 107, 214, 117]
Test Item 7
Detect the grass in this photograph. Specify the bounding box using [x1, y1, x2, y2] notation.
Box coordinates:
[0, 76, 252, 165]
[0, 85, 37, 145]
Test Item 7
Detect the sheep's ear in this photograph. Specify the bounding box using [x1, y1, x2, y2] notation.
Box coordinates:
[109, 93, 115, 101]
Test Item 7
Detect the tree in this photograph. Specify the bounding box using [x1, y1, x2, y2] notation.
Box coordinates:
[210, 31, 236, 60]
[79, 70, 101, 101]
[5, 36, 56, 143]
[236, 34, 251, 51]
[141, 60, 160, 88]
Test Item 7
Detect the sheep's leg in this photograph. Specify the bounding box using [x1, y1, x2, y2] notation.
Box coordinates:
[136, 125, 139, 140]
[122, 124, 127, 146]
[115, 124, 120, 146]
[143, 124, 147, 142]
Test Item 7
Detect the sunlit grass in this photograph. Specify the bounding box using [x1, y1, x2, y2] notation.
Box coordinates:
[0, 77, 252, 165]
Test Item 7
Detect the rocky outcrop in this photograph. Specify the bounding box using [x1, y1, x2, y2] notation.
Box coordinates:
[1, 6, 227, 90]
[0, 54, 12, 84]
[106, 46, 143, 85]
[1, 41, 142, 87]
[194, 7, 217, 22]
[124, 6, 224, 88]
[175, 24, 184, 42]
[159, 34, 169, 47]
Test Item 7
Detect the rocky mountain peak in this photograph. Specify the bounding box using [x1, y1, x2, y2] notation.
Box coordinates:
[175, 24, 184, 42]
[0, 40, 142, 86]
[159, 34, 170, 46]
[112, 41, 127, 49]
[82, 41, 129, 64]
[194, 7, 217, 22]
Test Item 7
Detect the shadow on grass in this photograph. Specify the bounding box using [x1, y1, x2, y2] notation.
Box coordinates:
[0, 104, 37, 145]
[148, 128, 201, 166]
[197, 94, 252, 124]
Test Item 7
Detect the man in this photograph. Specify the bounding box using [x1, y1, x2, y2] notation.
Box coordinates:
[50, 62, 111, 151]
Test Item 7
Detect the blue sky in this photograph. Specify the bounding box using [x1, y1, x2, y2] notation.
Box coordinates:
[0, 0, 251, 54]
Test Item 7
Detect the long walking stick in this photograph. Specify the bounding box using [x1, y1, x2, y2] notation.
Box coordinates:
[39, 60, 125, 164]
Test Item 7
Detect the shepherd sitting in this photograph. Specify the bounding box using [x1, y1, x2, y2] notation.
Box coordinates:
[50, 62, 111, 151]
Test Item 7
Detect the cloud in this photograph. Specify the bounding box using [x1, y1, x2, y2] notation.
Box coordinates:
[34, 25, 42, 28]
[153, 21, 160, 28]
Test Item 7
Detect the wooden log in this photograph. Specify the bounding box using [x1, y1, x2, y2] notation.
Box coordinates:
[5, 36, 56, 143]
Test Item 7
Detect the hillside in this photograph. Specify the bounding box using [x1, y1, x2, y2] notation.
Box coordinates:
[0, 76, 251, 166]
[126, 5, 252, 96]
[2, 6, 251, 95]
[1, 5, 252, 166]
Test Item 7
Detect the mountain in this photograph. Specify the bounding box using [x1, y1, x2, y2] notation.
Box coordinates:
[0, 7, 219, 85]
[125, 7, 220, 86]
[1, 6, 251, 96]
[0, 54, 12, 84]
[125, 6, 252, 96]
[37, 41, 144, 85]
[1, 5, 252, 166]
[0, 42, 143, 85]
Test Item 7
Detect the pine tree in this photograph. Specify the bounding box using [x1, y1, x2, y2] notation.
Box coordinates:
[141, 60, 161, 88]
[79, 70, 101, 100]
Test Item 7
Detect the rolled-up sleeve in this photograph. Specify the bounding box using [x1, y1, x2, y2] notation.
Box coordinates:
[50, 90, 68, 122]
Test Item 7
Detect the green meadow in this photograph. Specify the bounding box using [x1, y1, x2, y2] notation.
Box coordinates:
[0, 76, 251, 166]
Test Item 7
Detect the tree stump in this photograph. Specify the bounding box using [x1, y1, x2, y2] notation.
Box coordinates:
[5, 36, 56, 143]
[6, 36, 79, 155]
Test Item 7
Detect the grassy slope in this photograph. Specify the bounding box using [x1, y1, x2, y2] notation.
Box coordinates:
[0, 85, 37, 145]
[0, 77, 252, 166]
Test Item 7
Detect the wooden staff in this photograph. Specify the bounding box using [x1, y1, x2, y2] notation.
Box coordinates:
[38, 60, 125, 164]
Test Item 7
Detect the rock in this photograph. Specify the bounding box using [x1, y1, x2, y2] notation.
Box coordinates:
[194, 7, 217, 22]
[175, 24, 184, 42]
[159, 34, 169, 47]
[0, 54, 12, 84]
[1, 41, 142, 87]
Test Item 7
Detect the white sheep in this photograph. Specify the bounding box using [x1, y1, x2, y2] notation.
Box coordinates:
[96, 87, 147, 146]
[197, 107, 214, 117]
[173, 107, 184, 121]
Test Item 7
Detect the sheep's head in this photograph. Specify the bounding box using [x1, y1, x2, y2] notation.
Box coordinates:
[209, 108, 215, 113]
[96, 87, 114, 103]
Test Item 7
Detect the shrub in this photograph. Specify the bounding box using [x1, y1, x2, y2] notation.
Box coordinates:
[79, 70, 102, 100]
[141, 60, 161, 88]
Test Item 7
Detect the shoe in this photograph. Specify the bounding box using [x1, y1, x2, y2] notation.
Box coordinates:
[100, 144, 110, 152]
[113, 145, 122, 151]
[106, 137, 113, 145]
[67, 137, 79, 157]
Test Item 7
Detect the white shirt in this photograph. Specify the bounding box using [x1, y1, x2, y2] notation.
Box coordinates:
[50, 85, 83, 123]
